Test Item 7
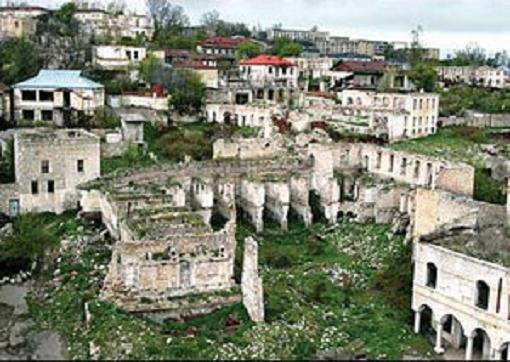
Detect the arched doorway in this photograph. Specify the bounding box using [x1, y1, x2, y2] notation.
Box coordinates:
[499, 342, 510, 360]
[471, 328, 491, 360]
[435, 314, 467, 357]
[415, 305, 434, 339]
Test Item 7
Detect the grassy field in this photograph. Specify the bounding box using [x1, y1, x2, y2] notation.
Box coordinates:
[29, 213, 432, 360]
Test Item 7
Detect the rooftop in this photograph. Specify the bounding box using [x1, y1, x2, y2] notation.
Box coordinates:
[15, 128, 99, 142]
[240, 55, 296, 67]
[14, 70, 104, 90]
[333, 60, 386, 74]
[200, 36, 248, 49]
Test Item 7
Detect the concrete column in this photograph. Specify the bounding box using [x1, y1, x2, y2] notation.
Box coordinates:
[434, 322, 445, 354]
[494, 349, 502, 361]
[413, 310, 421, 334]
[465, 335, 474, 361]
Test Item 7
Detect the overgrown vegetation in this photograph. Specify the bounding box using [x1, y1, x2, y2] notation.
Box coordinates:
[0, 211, 81, 277]
[440, 86, 510, 116]
[28, 212, 431, 360]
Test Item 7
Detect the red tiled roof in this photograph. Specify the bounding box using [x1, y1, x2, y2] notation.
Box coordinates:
[200, 36, 248, 49]
[333, 60, 386, 74]
[240, 55, 295, 67]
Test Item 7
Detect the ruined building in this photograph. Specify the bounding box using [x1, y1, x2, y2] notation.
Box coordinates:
[0, 128, 100, 216]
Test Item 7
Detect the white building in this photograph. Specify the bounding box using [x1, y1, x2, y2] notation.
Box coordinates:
[335, 89, 439, 142]
[93, 45, 147, 70]
[285, 57, 334, 79]
[13, 70, 105, 125]
[240, 55, 298, 89]
[74, 9, 154, 40]
[437, 65, 506, 89]
[413, 241, 510, 360]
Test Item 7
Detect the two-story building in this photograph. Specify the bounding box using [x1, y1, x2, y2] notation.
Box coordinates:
[239, 55, 298, 103]
[332, 89, 439, 141]
[437, 65, 507, 89]
[0, 128, 100, 216]
[0, 6, 49, 39]
[12, 70, 105, 125]
[413, 240, 510, 360]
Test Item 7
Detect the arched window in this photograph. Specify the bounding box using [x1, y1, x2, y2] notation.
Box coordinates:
[476, 280, 490, 310]
[347, 97, 354, 105]
[426, 262, 437, 288]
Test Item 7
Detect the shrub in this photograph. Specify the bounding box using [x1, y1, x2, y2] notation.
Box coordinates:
[474, 168, 507, 205]
[0, 213, 60, 275]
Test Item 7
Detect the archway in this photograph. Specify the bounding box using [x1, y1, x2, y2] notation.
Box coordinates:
[499, 342, 510, 360]
[471, 328, 491, 360]
[434, 314, 467, 357]
[415, 305, 434, 340]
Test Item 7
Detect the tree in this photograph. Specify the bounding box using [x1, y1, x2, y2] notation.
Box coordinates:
[106, 0, 127, 15]
[409, 62, 437, 92]
[146, 0, 189, 34]
[139, 54, 164, 84]
[236, 42, 261, 60]
[166, 70, 205, 115]
[0, 37, 40, 85]
[200, 10, 221, 34]
[271, 37, 303, 57]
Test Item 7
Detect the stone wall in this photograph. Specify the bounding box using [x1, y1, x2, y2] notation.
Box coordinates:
[440, 112, 510, 128]
[0, 129, 100, 215]
[241, 237, 264, 323]
[412, 188, 507, 240]
[213, 137, 286, 161]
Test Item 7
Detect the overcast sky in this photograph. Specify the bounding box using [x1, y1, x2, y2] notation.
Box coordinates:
[32, 0, 510, 57]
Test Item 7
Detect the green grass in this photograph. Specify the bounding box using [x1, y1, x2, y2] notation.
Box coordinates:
[28, 212, 432, 360]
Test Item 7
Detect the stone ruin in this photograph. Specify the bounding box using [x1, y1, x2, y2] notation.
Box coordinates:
[77, 133, 484, 322]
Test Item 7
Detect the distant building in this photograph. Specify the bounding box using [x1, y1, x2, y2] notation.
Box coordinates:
[334, 89, 439, 141]
[197, 36, 251, 58]
[0, 128, 100, 216]
[239, 55, 299, 103]
[13, 70, 105, 125]
[74, 8, 154, 41]
[92, 45, 147, 69]
[284, 57, 334, 79]
[267, 27, 329, 43]
[0, 5, 49, 39]
[437, 65, 506, 89]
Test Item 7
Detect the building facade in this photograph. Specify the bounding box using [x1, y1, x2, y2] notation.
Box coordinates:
[0, 128, 100, 216]
[92, 45, 147, 70]
[0, 6, 49, 39]
[13, 70, 105, 125]
[437, 65, 507, 89]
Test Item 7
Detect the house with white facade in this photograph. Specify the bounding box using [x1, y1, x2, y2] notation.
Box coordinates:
[332, 89, 439, 142]
[93, 45, 148, 70]
[12, 70, 105, 125]
[437, 65, 507, 89]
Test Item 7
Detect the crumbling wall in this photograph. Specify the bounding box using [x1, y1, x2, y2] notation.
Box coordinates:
[237, 180, 265, 232]
[290, 175, 313, 226]
[241, 236, 264, 323]
[412, 188, 506, 240]
[265, 181, 290, 230]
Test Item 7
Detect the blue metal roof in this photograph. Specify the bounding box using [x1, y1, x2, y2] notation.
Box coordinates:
[14, 70, 104, 90]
